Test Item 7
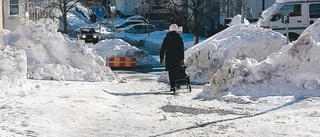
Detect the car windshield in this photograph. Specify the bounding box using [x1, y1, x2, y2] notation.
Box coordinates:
[80, 28, 95, 34]
[125, 15, 144, 21]
[125, 25, 135, 29]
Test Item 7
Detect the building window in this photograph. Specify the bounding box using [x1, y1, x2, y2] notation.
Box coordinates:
[10, 0, 19, 15]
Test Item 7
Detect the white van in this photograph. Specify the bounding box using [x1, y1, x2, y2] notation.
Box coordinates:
[258, 0, 320, 41]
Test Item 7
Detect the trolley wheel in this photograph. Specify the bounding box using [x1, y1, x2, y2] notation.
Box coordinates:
[188, 84, 191, 92]
[171, 87, 176, 94]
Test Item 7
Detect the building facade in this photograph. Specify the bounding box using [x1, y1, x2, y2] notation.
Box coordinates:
[3, 0, 26, 31]
[1, 0, 55, 31]
[115, 0, 144, 16]
[0, 0, 3, 29]
[115, 0, 181, 17]
[115, 0, 276, 36]
[220, 0, 275, 23]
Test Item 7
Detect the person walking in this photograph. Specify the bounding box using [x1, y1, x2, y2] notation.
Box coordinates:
[160, 24, 184, 91]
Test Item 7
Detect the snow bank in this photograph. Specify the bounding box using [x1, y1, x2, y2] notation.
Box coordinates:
[258, 3, 278, 24]
[75, 4, 90, 20]
[227, 15, 250, 26]
[302, 19, 320, 41]
[114, 31, 199, 54]
[185, 24, 286, 84]
[63, 4, 91, 35]
[202, 19, 320, 98]
[113, 32, 163, 55]
[0, 46, 27, 85]
[92, 39, 158, 66]
[0, 20, 116, 82]
[0, 45, 34, 100]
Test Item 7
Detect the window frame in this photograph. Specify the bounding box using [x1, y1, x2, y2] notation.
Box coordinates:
[290, 4, 301, 17]
[309, 4, 320, 18]
[9, 0, 19, 16]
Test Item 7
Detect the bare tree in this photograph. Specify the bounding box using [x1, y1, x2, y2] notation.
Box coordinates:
[148, 0, 230, 45]
[26, 0, 111, 34]
[36, 0, 83, 34]
[182, 0, 223, 44]
[58, 0, 81, 34]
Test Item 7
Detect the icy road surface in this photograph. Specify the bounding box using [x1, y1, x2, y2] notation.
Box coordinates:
[0, 71, 319, 137]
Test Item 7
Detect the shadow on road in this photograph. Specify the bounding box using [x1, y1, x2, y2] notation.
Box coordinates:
[102, 89, 174, 96]
[111, 65, 165, 74]
[150, 96, 305, 137]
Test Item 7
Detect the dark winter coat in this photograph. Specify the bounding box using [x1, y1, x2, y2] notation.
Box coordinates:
[160, 31, 184, 71]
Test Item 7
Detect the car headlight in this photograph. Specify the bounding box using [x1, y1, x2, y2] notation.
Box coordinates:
[93, 35, 98, 39]
[81, 35, 86, 39]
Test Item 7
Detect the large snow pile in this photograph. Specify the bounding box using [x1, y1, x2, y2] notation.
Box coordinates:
[258, 3, 278, 24]
[0, 20, 116, 82]
[185, 24, 287, 83]
[202, 19, 320, 98]
[227, 14, 250, 26]
[303, 20, 320, 41]
[0, 46, 34, 100]
[92, 39, 158, 66]
[0, 46, 27, 85]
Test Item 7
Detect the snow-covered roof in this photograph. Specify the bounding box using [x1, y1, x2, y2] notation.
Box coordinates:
[276, 0, 320, 3]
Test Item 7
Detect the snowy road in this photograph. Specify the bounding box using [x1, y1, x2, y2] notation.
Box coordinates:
[1, 70, 320, 137]
[2, 5, 320, 137]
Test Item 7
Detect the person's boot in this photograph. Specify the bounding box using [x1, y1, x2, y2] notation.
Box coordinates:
[176, 85, 180, 89]
[170, 87, 175, 91]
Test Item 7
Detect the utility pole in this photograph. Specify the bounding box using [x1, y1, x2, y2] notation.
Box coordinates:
[241, 0, 245, 23]
[107, 0, 109, 19]
[262, 0, 265, 10]
[148, 0, 151, 36]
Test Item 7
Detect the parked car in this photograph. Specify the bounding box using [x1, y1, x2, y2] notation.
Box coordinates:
[77, 27, 99, 44]
[123, 24, 156, 34]
[149, 20, 169, 31]
[125, 15, 149, 24]
[115, 20, 145, 29]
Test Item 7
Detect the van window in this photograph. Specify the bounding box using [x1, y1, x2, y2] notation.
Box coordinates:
[309, 4, 320, 18]
[290, 4, 301, 16]
[271, 4, 301, 21]
[280, 4, 301, 16]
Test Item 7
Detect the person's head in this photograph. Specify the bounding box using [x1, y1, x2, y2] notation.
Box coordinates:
[169, 24, 178, 32]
